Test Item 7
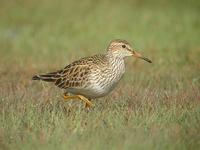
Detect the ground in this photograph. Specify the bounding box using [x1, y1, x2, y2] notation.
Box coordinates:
[0, 0, 200, 149]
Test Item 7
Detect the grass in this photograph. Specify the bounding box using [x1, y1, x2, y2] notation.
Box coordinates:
[0, 0, 200, 149]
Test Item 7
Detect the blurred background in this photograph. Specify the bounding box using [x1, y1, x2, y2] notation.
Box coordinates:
[1, 0, 199, 68]
[0, 0, 200, 149]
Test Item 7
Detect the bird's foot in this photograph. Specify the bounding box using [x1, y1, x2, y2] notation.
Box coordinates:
[63, 94, 93, 108]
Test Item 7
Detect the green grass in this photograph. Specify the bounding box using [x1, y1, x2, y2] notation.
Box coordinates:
[0, 0, 200, 149]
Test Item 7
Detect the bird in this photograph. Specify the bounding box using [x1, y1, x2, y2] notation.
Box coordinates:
[32, 39, 152, 108]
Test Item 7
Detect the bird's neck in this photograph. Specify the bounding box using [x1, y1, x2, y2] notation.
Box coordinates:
[106, 51, 124, 63]
[104, 51, 126, 81]
[105, 51, 125, 71]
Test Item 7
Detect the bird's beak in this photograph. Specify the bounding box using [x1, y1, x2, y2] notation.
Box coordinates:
[132, 50, 152, 63]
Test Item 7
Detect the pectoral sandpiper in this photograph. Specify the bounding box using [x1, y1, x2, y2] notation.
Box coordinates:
[32, 39, 152, 107]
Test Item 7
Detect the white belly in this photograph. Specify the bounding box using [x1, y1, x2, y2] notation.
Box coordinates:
[67, 57, 125, 99]
[83, 59, 125, 98]
[67, 76, 123, 99]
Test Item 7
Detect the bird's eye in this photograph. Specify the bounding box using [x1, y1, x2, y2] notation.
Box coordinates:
[122, 45, 126, 48]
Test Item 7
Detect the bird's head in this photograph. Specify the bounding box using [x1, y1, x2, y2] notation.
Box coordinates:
[107, 39, 152, 63]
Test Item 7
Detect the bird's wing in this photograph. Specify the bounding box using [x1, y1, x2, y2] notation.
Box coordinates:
[54, 54, 107, 89]
[54, 62, 92, 89]
[34, 54, 108, 89]
[55, 54, 108, 89]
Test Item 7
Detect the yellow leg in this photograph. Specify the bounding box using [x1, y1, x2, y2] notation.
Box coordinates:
[63, 94, 93, 108]
[85, 102, 91, 108]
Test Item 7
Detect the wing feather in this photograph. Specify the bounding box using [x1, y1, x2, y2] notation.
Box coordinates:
[57, 54, 108, 89]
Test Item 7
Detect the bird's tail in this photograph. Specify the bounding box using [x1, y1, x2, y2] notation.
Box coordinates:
[32, 71, 60, 82]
